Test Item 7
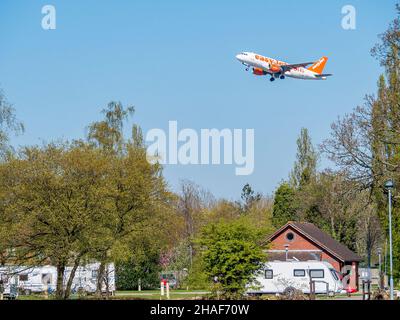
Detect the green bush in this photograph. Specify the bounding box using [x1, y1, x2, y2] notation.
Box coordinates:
[116, 251, 161, 290]
[196, 219, 267, 299]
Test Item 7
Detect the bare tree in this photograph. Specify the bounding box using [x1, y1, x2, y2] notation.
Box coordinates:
[355, 197, 382, 268]
[178, 180, 215, 268]
[178, 180, 215, 239]
[320, 105, 377, 189]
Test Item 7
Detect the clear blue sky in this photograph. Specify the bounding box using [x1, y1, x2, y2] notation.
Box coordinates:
[0, 0, 397, 199]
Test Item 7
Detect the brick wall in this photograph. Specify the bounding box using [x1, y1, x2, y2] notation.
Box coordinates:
[269, 226, 359, 290]
[270, 227, 341, 272]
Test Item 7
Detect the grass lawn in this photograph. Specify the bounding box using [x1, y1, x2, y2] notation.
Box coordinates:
[11, 289, 210, 300]
[115, 289, 210, 300]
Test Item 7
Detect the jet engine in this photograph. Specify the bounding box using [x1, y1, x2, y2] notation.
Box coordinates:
[252, 68, 267, 76]
[267, 63, 282, 73]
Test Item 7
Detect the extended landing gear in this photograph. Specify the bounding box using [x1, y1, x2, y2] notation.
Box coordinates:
[270, 74, 285, 82]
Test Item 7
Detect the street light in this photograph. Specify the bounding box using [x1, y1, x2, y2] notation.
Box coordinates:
[284, 244, 290, 261]
[377, 247, 382, 289]
[384, 179, 395, 300]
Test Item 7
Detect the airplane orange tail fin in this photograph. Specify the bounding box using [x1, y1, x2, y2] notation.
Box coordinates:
[307, 56, 328, 74]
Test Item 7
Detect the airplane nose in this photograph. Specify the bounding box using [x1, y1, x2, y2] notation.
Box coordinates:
[236, 54, 242, 61]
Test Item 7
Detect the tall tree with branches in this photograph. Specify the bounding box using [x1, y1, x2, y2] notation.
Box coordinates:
[322, 5, 400, 279]
[290, 128, 318, 189]
[0, 89, 24, 158]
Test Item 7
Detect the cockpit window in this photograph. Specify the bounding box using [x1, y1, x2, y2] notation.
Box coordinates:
[241, 52, 248, 56]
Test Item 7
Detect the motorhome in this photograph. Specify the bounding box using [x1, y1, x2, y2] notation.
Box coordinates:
[0, 263, 115, 297]
[247, 260, 343, 295]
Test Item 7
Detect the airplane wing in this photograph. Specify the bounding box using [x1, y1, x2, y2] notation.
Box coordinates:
[281, 62, 314, 72]
[315, 73, 333, 77]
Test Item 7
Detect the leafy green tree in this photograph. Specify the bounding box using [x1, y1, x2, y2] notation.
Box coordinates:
[87, 101, 134, 154]
[0, 142, 113, 299]
[371, 6, 400, 280]
[184, 254, 210, 290]
[239, 183, 262, 212]
[116, 246, 161, 290]
[272, 182, 298, 228]
[0, 98, 180, 299]
[0, 89, 24, 264]
[289, 128, 317, 188]
[197, 219, 267, 299]
[322, 5, 400, 280]
[295, 172, 364, 251]
[90, 143, 173, 295]
[0, 89, 24, 158]
[86, 102, 171, 295]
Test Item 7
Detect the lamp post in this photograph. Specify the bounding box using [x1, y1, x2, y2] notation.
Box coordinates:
[377, 247, 382, 289]
[284, 244, 289, 261]
[384, 239, 388, 278]
[384, 179, 394, 300]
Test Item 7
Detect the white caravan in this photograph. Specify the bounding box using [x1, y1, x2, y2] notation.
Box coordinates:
[0, 263, 115, 297]
[65, 263, 116, 294]
[248, 261, 343, 295]
[15, 265, 57, 294]
[0, 266, 19, 299]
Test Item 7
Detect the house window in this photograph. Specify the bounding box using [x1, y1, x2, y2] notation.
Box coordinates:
[265, 269, 273, 279]
[294, 269, 305, 277]
[309, 269, 324, 278]
[92, 270, 98, 278]
[286, 232, 295, 241]
[19, 274, 28, 281]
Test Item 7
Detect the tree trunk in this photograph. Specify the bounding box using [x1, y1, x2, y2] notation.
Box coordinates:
[56, 264, 66, 299]
[64, 257, 81, 299]
[105, 265, 110, 299]
[96, 261, 106, 297]
[330, 216, 335, 239]
[367, 237, 372, 268]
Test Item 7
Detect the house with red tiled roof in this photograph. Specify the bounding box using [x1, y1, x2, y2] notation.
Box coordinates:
[267, 221, 362, 291]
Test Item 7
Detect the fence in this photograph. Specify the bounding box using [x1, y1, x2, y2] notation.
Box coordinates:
[309, 279, 330, 300]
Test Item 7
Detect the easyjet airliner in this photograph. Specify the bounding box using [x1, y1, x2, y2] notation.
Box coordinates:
[236, 52, 332, 81]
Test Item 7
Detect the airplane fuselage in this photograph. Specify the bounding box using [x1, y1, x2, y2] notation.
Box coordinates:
[236, 52, 329, 80]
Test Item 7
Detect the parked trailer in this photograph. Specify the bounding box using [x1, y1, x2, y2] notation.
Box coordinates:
[3, 265, 57, 295]
[0, 263, 115, 297]
[247, 260, 344, 295]
[0, 266, 19, 299]
[66, 263, 116, 294]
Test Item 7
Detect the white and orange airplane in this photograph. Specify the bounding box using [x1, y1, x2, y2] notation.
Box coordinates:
[235, 52, 332, 81]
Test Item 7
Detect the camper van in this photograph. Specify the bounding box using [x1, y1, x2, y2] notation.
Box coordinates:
[248, 260, 343, 295]
[0, 263, 115, 297]
[0, 266, 19, 299]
